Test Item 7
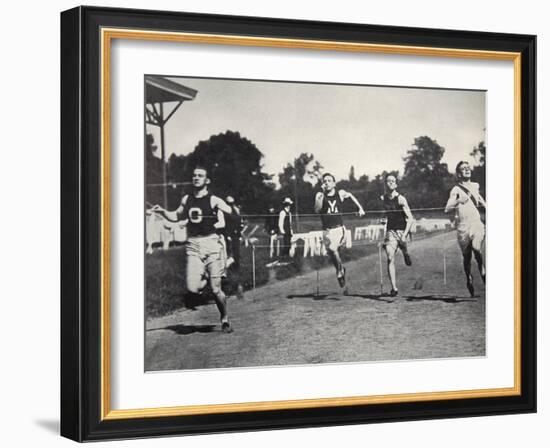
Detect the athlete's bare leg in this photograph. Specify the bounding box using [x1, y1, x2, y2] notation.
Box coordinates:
[462, 244, 475, 297]
[185, 255, 208, 294]
[399, 241, 412, 266]
[327, 248, 348, 292]
[473, 249, 486, 283]
[327, 249, 343, 274]
[385, 245, 399, 295]
[184, 261, 208, 309]
[186, 279, 207, 294]
[210, 276, 232, 333]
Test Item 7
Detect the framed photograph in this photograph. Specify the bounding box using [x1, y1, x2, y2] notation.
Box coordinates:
[60, 6, 536, 442]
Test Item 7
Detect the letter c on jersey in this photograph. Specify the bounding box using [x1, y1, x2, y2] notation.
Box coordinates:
[188, 207, 203, 223]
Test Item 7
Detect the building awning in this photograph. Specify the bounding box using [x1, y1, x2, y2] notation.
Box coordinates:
[145, 76, 198, 104]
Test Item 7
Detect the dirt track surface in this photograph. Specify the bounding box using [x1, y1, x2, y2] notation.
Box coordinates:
[145, 232, 485, 371]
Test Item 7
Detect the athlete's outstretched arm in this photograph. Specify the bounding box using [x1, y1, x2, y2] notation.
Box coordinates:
[213, 209, 226, 229]
[161, 207, 182, 222]
[211, 196, 233, 215]
[475, 185, 487, 208]
[478, 195, 487, 208]
[444, 188, 467, 213]
[341, 190, 365, 216]
[399, 196, 414, 239]
[314, 192, 324, 214]
[152, 196, 186, 222]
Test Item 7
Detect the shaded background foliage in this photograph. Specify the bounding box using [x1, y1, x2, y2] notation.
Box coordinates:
[145, 130, 486, 214]
[400, 136, 455, 208]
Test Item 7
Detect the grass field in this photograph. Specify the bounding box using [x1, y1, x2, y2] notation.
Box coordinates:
[145, 215, 450, 318]
[145, 230, 486, 371]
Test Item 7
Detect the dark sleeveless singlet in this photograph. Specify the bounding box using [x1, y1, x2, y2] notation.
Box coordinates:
[383, 193, 407, 231]
[320, 191, 344, 229]
[180, 193, 218, 237]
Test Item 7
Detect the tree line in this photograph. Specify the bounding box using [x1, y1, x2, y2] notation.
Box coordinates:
[146, 130, 486, 215]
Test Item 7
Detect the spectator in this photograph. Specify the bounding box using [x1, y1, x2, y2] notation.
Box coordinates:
[278, 197, 294, 264]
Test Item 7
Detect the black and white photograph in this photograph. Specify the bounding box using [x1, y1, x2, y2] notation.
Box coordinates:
[1, 0, 544, 444]
[144, 76, 487, 371]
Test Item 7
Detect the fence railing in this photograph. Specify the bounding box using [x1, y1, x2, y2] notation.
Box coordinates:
[145, 208, 454, 256]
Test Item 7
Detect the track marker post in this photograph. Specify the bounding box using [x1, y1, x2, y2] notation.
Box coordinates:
[378, 242, 384, 296]
[252, 243, 256, 290]
[316, 267, 320, 297]
[443, 247, 447, 286]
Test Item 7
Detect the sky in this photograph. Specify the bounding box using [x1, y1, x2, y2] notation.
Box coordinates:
[146, 76, 485, 184]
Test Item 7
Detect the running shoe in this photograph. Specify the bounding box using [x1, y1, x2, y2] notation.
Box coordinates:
[337, 267, 346, 288]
